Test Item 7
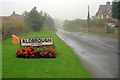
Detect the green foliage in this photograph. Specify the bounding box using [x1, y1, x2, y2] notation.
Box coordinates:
[43, 12, 56, 30]
[23, 7, 55, 32]
[2, 30, 92, 78]
[63, 18, 107, 32]
[23, 7, 44, 31]
[90, 19, 106, 27]
[63, 20, 75, 31]
[80, 30, 118, 39]
[112, 1, 120, 19]
[75, 19, 87, 27]
[63, 19, 87, 31]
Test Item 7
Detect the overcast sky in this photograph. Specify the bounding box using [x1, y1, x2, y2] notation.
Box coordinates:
[0, 0, 113, 20]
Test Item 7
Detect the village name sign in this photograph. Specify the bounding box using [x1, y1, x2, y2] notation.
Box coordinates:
[20, 37, 53, 46]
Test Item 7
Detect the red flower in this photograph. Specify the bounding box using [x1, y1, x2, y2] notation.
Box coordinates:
[17, 48, 23, 55]
[31, 54, 34, 57]
[50, 47, 56, 53]
[30, 52, 33, 55]
[30, 45, 34, 49]
[40, 52, 43, 55]
[49, 53, 53, 57]
[27, 48, 31, 52]
[17, 48, 21, 53]
[24, 48, 27, 52]
[18, 53, 21, 55]
[24, 51, 28, 55]
[44, 52, 48, 55]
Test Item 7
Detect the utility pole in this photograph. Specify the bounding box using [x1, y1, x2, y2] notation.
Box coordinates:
[87, 5, 90, 32]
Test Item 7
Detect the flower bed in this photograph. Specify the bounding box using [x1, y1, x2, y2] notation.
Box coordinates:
[16, 45, 57, 58]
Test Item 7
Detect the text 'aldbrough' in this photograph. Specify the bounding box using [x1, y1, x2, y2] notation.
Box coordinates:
[20, 37, 53, 46]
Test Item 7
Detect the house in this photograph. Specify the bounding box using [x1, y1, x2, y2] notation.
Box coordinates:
[8, 11, 23, 22]
[95, 1, 112, 20]
[1, 11, 24, 23]
[1, 11, 24, 40]
[1, 11, 24, 28]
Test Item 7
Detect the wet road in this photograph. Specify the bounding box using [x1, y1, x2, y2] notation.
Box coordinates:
[56, 29, 118, 78]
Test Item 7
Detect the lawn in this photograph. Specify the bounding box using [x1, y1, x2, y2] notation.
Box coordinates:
[2, 29, 92, 78]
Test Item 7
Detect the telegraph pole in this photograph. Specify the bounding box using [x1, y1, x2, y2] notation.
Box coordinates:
[87, 5, 90, 32]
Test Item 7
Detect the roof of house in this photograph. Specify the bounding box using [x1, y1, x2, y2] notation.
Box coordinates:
[96, 2, 112, 16]
[0, 11, 24, 21]
[8, 11, 23, 20]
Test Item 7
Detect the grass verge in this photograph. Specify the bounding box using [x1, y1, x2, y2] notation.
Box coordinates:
[79, 30, 118, 39]
[0, 41, 2, 79]
[2, 29, 92, 78]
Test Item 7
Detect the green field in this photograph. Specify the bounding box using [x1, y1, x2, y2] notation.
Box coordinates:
[2, 29, 92, 78]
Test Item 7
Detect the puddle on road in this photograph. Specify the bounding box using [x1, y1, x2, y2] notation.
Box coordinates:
[78, 34, 84, 35]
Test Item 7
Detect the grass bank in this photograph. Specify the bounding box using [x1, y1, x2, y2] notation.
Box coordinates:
[2, 29, 92, 78]
[79, 30, 118, 39]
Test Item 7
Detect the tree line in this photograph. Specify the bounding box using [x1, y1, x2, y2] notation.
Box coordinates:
[2, 7, 55, 40]
[23, 6, 55, 32]
[63, 18, 107, 31]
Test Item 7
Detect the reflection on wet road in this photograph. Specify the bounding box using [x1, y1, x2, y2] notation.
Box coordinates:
[56, 29, 118, 78]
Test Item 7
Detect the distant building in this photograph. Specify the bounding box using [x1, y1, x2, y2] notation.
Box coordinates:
[95, 1, 112, 20]
[9, 11, 23, 21]
[0, 11, 24, 24]
[1, 11, 24, 40]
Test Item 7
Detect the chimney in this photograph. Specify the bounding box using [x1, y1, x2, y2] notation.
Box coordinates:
[13, 11, 15, 14]
[106, 1, 110, 6]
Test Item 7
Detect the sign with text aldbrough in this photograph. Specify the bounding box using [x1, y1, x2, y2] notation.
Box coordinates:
[20, 37, 53, 46]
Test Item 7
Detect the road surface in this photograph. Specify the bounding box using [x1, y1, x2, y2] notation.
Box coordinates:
[56, 29, 118, 78]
